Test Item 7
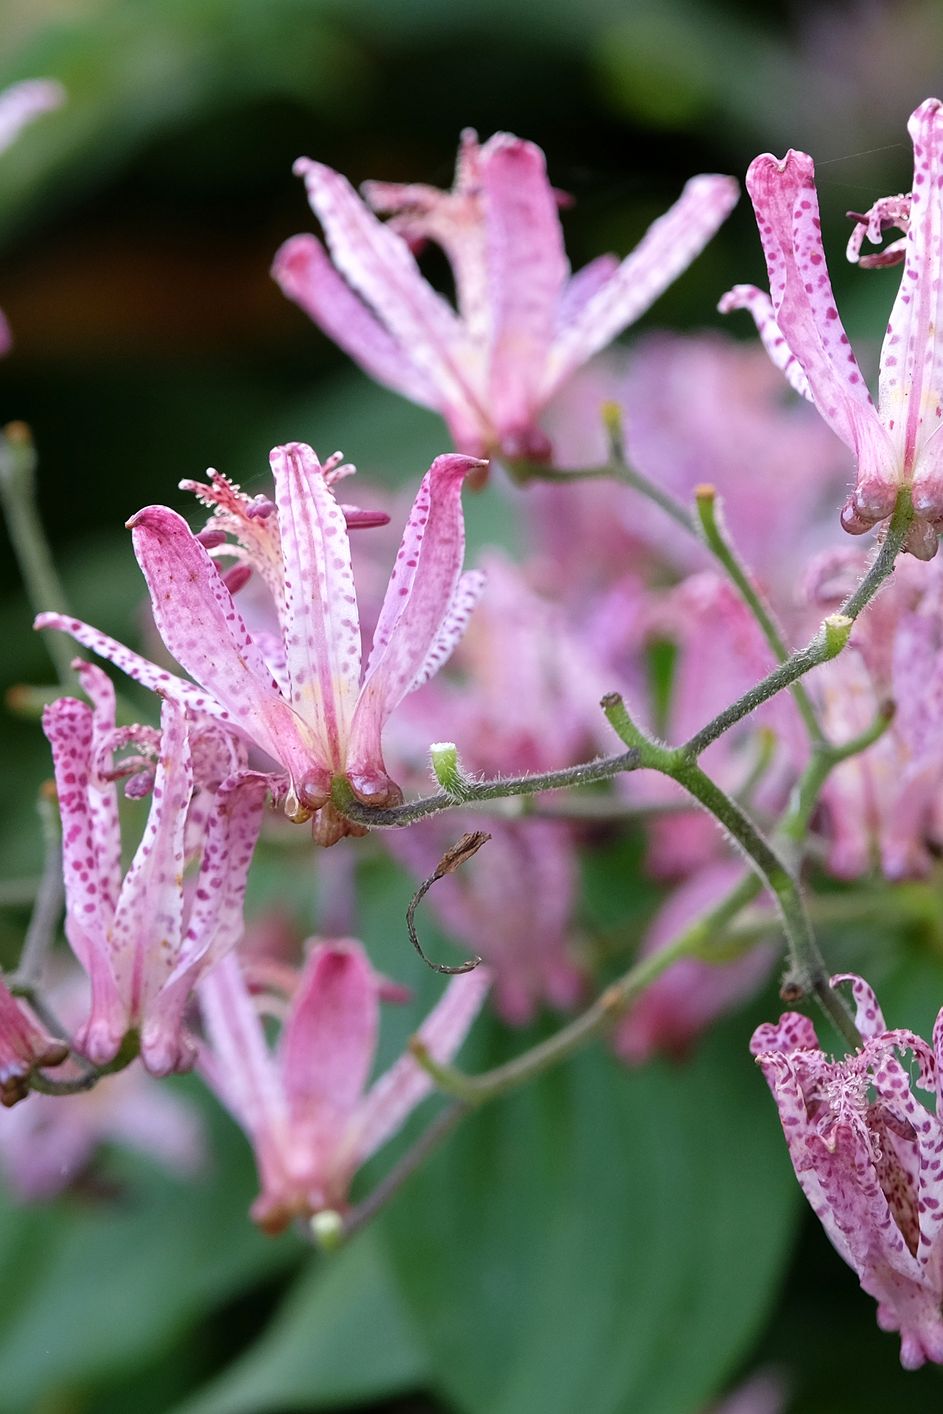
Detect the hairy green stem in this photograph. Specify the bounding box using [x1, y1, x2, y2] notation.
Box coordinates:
[411, 874, 761, 1105]
[695, 485, 824, 745]
[683, 491, 913, 758]
[333, 749, 640, 829]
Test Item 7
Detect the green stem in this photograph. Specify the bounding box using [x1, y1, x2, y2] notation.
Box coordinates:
[509, 458, 695, 534]
[695, 485, 824, 745]
[0, 425, 74, 688]
[333, 749, 640, 829]
[602, 692, 860, 1048]
[683, 491, 913, 759]
[411, 873, 761, 1105]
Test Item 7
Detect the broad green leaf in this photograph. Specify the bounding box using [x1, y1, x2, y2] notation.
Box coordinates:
[172, 1229, 428, 1414]
[382, 1012, 798, 1414]
[0, 1091, 298, 1410]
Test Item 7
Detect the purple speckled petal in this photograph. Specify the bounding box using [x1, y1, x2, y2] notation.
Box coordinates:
[108, 698, 192, 1072]
[72, 661, 123, 914]
[42, 697, 126, 1063]
[719, 284, 813, 400]
[408, 568, 486, 694]
[742, 150, 897, 522]
[543, 173, 739, 396]
[269, 443, 362, 769]
[831, 972, 888, 1038]
[480, 133, 568, 444]
[887, 100, 943, 518]
[279, 941, 379, 1129]
[143, 769, 267, 1075]
[349, 455, 480, 774]
[129, 504, 315, 786]
[272, 234, 439, 407]
[293, 159, 485, 433]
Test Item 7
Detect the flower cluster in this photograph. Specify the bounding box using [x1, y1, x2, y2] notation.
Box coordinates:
[7, 90, 943, 1385]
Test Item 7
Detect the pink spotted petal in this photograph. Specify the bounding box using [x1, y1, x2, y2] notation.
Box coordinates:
[72, 661, 123, 914]
[556, 253, 621, 330]
[128, 505, 315, 786]
[143, 769, 269, 1075]
[107, 699, 192, 1072]
[830, 972, 888, 1039]
[42, 697, 127, 1062]
[750, 1011, 820, 1056]
[354, 964, 491, 1164]
[197, 953, 292, 1201]
[35, 613, 214, 714]
[349, 454, 481, 773]
[363, 130, 489, 339]
[279, 942, 379, 1128]
[542, 173, 739, 397]
[719, 285, 813, 400]
[272, 235, 439, 408]
[408, 568, 486, 693]
[479, 133, 569, 445]
[293, 159, 485, 435]
[0, 78, 64, 155]
[269, 443, 362, 769]
[888, 100, 943, 516]
[743, 150, 897, 522]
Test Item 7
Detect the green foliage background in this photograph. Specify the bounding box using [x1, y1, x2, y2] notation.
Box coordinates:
[2, 1, 943, 1410]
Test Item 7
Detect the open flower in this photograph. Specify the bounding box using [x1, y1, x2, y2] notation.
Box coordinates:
[273, 129, 738, 463]
[37, 443, 485, 844]
[722, 98, 943, 559]
[752, 974, 943, 1369]
[198, 940, 490, 1232]
[42, 663, 268, 1075]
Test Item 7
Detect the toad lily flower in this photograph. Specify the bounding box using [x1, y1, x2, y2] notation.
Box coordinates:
[42, 664, 268, 1075]
[273, 129, 739, 464]
[37, 444, 485, 845]
[722, 98, 943, 560]
[198, 940, 491, 1233]
[752, 974, 943, 1369]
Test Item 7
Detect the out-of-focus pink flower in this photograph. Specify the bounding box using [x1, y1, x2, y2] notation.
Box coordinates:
[723, 98, 943, 559]
[390, 817, 583, 1026]
[752, 974, 943, 1370]
[0, 978, 68, 1107]
[531, 332, 846, 608]
[0, 78, 64, 353]
[384, 553, 603, 1022]
[413, 550, 609, 774]
[37, 444, 485, 844]
[42, 662, 268, 1076]
[809, 548, 943, 878]
[628, 573, 797, 879]
[0, 1061, 205, 1201]
[198, 941, 489, 1232]
[706, 1368, 787, 1414]
[614, 862, 775, 1063]
[273, 130, 738, 462]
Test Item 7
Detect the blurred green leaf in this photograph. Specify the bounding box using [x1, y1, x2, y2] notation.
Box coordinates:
[382, 1013, 798, 1414]
[0, 1093, 298, 1411]
[172, 1229, 429, 1414]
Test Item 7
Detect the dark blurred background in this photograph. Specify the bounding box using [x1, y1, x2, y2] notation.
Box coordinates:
[1, 2, 943, 1411]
